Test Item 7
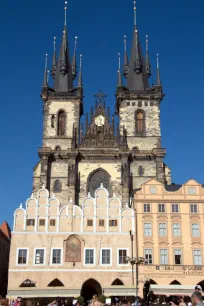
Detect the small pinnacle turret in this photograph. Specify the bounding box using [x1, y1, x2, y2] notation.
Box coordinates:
[117, 53, 122, 87]
[51, 37, 57, 79]
[72, 36, 78, 80]
[123, 35, 129, 78]
[77, 54, 83, 88]
[43, 54, 48, 88]
[145, 35, 151, 77]
[156, 53, 161, 86]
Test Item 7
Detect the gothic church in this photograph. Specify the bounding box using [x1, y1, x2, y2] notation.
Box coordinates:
[34, 1, 171, 207]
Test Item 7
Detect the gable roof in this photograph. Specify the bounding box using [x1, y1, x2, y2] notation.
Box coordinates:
[0, 221, 11, 240]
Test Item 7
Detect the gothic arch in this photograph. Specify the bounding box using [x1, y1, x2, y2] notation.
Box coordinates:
[135, 109, 146, 136]
[170, 280, 181, 285]
[81, 278, 102, 303]
[143, 279, 157, 300]
[111, 279, 124, 285]
[57, 110, 66, 136]
[87, 168, 112, 197]
[53, 179, 62, 193]
[19, 279, 36, 287]
[48, 279, 64, 287]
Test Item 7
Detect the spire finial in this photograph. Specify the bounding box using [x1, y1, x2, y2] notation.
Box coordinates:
[51, 37, 57, 79]
[123, 35, 129, 78]
[43, 53, 48, 87]
[117, 52, 122, 87]
[124, 35, 127, 51]
[64, 1, 68, 26]
[118, 52, 121, 72]
[77, 54, 83, 88]
[145, 35, 151, 77]
[54, 36, 56, 52]
[146, 35, 148, 51]
[156, 53, 161, 86]
[47, 70, 50, 83]
[45, 53, 48, 70]
[133, 1, 136, 28]
[72, 36, 78, 79]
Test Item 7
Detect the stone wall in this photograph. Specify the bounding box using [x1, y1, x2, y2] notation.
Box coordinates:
[130, 160, 157, 188]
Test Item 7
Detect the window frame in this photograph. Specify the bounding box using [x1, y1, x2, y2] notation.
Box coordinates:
[193, 249, 202, 265]
[33, 248, 46, 266]
[84, 248, 95, 266]
[149, 187, 157, 194]
[192, 223, 200, 237]
[158, 204, 165, 213]
[100, 248, 112, 266]
[26, 219, 35, 226]
[172, 223, 181, 237]
[144, 204, 151, 213]
[99, 219, 105, 227]
[87, 219, 93, 227]
[160, 248, 168, 265]
[109, 220, 118, 227]
[16, 248, 29, 266]
[39, 219, 45, 226]
[135, 110, 145, 135]
[144, 248, 153, 265]
[50, 219, 56, 227]
[159, 223, 167, 236]
[174, 248, 182, 265]
[50, 248, 63, 266]
[172, 204, 179, 213]
[188, 187, 196, 195]
[144, 222, 152, 236]
[190, 204, 198, 214]
[117, 248, 129, 266]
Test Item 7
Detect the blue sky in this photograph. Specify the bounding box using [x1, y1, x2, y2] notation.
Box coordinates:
[0, 0, 203, 227]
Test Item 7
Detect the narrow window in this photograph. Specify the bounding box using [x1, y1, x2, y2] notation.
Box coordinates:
[35, 249, 45, 265]
[39, 219, 45, 226]
[158, 204, 165, 213]
[118, 249, 127, 265]
[85, 249, 94, 265]
[50, 219, 56, 227]
[174, 249, 182, 265]
[144, 204, 151, 213]
[173, 223, 180, 236]
[109, 220, 117, 227]
[138, 166, 144, 177]
[87, 220, 93, 226]
[52, 249, 62, 265]
[144, 223, 152, 236]
[53, 180, 62, 193]
[26, 219, 35, 226]
[190, 204, 198, 213]
[99, 220, 105, 226]
[172, 204, 179, 213]
[192, 224, 200, 237]
[159, 223, 167, 236]
[101, 249, 111, 265]
[57, 111, 66, 136]
[193, 249, 202, 265]
[144, 249, 153, 264]
[160, 249, 168, 265]
[18, 249, 28, 265]
[136, 111, 145, 135]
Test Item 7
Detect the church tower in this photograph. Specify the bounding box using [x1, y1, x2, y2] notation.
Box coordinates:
[116, 1, 171, 189]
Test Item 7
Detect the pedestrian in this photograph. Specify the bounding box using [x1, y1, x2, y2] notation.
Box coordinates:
[179, 298, 187, 306]
[191, 292, 204, 306]
[90, 295, 101, 306]
[14, 297, 22, 306]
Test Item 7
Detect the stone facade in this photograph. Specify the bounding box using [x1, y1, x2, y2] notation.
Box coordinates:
[133, 178, 204, 298]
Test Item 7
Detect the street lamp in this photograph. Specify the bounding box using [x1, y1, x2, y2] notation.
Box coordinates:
[125, 256, 147, 306]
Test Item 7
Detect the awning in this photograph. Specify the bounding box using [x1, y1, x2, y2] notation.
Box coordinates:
[104, 286, 136, 296]
[7, 289, 81, 299]
[150, 285, 201, 296]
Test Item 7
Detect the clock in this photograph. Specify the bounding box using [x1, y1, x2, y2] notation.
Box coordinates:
[94, 115, 105, 127]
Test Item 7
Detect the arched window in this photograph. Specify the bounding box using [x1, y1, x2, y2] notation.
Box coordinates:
[53, 180, 62, 193]
[136, 111, 145, 135]
[20, 279, 36, 287]
[88, 168, 111, 197]
[57, 110, 66, 136]
[48, 279, 64, 287]
[112, 279, 124, 285]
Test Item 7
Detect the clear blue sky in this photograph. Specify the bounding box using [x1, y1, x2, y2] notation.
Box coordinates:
[0, 0, 203, 227]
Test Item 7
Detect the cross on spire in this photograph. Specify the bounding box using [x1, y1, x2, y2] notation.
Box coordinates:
[94, 90, 107, 104]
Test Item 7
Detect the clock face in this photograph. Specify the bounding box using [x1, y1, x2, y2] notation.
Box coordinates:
[95, 115, 105, 127]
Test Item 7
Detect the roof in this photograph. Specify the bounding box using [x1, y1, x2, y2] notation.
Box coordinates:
[164, 184, 182, 192]
[0, 221, 11, 240]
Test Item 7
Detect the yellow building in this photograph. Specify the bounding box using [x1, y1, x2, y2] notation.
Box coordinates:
[134, 179, 204, 298]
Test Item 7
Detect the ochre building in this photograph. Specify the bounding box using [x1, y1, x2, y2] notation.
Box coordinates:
[134, 179, 204, 298]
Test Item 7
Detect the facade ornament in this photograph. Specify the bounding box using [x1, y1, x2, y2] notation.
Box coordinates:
[95, 115, 105, 127]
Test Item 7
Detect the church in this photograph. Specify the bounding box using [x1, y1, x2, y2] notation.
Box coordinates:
[8, 0, 202, 303]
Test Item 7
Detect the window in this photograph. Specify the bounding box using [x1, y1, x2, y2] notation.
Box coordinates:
[51, 249, 62, 265]
[53, 180, 62, 193]
[57, 110, 66, 136]
[159, 223, 167, 236]
[17, 249, 28, 265]
[101, 249, 111, 265]
[136, 111, 145, 135]
[192, 224, 200, 237]
[138, 101, 142, 107]
[188, 187, 196, 195]
[99, 220, 104, 226]
[160, 249, 168, 265]
[174, 249, 182, 265]
[118, 249, 128, 265]
[193, 249, 202, 265]
[190, 204, 198, 213]
[39, 219, 45, 226]
[87, 220, 93, 226]
[150, 187, 157, 194]
[26, 219, 35, 226]
[172, 204, 179, 213]
[109, 220, 117, 227]
[50, 219, 56, 226]
[158, 204, 165, 213]
[173, 223, 180, 236]
[144, 204, 151, 213]
[144, 223, 152, 236]
[85, 249, 95, 265]
[138, 166, 144, 177]
[34, 249, 45, 265]
[144, 249, 153, 264]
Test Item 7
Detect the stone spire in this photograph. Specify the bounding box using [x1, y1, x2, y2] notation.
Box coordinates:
[77, 54, 83, 88]
[51, 37, 57, 79]
[123, 35, 129, 78]
[53, 1, 73, 92]
[126, 1, 149, 91]
[72, 36, 78, 80]
[42, 53, 48, 88]
[117, 53, 122, 87]
[156, 53, 161, 86]
[145, 35, 151, 77]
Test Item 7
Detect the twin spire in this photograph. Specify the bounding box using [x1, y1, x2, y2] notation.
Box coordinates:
[118, 1, 162, 90]
[42, 1, 82, 94]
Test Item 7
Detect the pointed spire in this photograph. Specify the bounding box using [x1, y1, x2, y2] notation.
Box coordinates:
[156, 53, 161, 86]
[53, 1, 73, 92]
[51, 37, 57, 79]
[72, 36, 78, 80]
[134, 30, 141, 74]
[145, 35, 151, 77]
[133, 1, 137, 29]
[77, 54, 83, 87]
[117, 53, 122, 87]
[43, 54, 48, 87]
[123, 35, 129, 78]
